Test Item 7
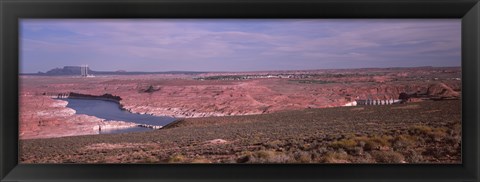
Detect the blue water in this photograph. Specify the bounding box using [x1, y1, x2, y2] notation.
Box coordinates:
[59, 98, 176, 134]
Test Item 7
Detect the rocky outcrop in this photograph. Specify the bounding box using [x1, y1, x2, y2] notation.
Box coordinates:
[139, 85, 161, 93]
[20, 95, 106, 139]
[426, 83, 460, 98]
[118, 80, 461, 118]
[68, 92, 122, 103]
[122, 105, 235, 118]
[395, 83, 460, 101]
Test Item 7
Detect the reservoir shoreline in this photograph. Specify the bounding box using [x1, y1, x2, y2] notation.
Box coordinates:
[51, 92, 177, 133]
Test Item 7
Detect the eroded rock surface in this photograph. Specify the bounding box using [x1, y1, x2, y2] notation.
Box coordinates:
[19, 67, 461, 139]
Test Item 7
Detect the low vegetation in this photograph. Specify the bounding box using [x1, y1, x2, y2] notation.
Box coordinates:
[20, 100, 461, 164]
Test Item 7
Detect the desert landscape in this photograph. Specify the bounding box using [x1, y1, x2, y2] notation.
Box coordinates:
[19, 19, 461, 164]
[19, 66, 462, 163]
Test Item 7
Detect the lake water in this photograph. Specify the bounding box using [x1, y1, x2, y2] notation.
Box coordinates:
[59, 98, 177, 134]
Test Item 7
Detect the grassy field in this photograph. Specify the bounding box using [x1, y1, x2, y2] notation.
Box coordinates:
[20, 99, 461, 164]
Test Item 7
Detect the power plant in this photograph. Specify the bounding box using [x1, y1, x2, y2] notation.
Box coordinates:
[80, 65, 94, 77]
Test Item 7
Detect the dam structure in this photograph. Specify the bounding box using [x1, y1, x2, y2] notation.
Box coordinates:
[355, 99, 404, 106]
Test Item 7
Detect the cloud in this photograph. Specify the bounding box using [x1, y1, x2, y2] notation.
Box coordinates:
[20, 19, 460, 73]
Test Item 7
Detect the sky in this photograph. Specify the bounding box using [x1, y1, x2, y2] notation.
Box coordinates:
[20, 19, 461, 73]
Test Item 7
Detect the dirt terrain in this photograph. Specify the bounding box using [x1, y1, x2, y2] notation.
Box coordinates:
[20, 100, 461, 164]
[19, 67, 461, 139]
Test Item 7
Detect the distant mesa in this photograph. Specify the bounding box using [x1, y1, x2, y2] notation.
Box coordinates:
[45, 66, 91, 75]
[33, 66, 206, 76]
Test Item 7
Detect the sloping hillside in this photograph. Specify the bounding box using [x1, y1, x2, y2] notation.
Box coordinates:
[20, 100, 461, 164]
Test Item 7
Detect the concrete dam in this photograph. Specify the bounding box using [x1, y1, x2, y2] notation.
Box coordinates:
[344, 99, 404, 106]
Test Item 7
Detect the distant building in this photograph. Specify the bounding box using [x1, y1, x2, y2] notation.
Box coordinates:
[80, 65, 94, 77]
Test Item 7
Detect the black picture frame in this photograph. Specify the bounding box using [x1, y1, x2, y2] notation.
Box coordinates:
[1, 0, 479, 181]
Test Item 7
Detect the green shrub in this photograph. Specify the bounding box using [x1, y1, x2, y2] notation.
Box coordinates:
[404, 149, 423, 163]
[256, 150, 276, 159]
[328, 139, 357, 151]
[371, 151, 405, 163]
[265, 140, 283, 149]
[167, 154, 186, 163]
[237, 150, 292, 163]
[356, 136, 391, 151]
[329, 135, 393, 152]
[191, 157, 211, 163]
[410, 125, 448, 141]
[143, 156, 158, 163]
[411, 125, 433, 134]
[321, 151, 350, 163]
[392, 135, 417, 150]
[294, 151, 312, 163]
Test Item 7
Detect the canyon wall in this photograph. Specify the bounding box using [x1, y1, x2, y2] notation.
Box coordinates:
[19, 67, 461, 139]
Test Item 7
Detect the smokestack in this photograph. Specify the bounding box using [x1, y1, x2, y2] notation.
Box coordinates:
[81, 64, 86, 77]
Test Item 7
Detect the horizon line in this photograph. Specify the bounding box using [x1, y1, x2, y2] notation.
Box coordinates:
[20, 65, 462, 74]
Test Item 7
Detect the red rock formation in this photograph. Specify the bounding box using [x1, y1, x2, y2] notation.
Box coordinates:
[426, 83, 460, 98]
[19, 67, 462, 139]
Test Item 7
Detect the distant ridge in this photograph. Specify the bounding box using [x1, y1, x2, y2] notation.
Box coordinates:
[19, 66, 461, 76]
[22, 66, 207, 76]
